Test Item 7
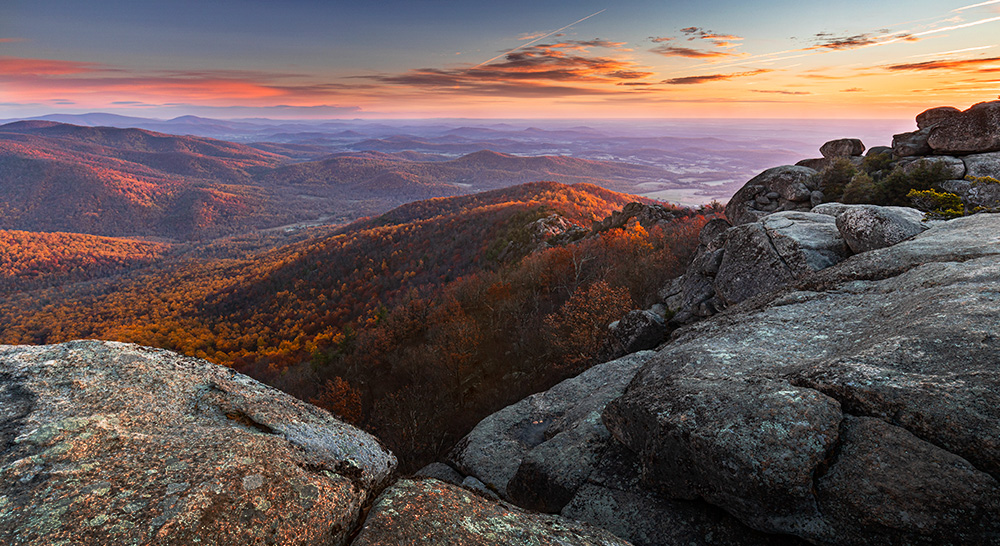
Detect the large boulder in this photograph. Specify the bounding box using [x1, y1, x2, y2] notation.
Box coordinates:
[351, 479, 632, 546]
[449, 351, 654, 500]
[0, 341, 396, 546]
[833, 204, 928, 253]
[866, 145, 893, 157]
[928, 100, 1000, 154]
[603, 310, 666, 360]
[916, 106, 961, 129]
[891, 128, 932, 157]
[937, 179, 1000, 211]
[820, 138, 865, 159]
[604, 213, 1000, 545]
[963, 151, 1000, 179]
[448, 349, 805, 546]
[714, 211, 848, 306]
[725, 166, 819, 226]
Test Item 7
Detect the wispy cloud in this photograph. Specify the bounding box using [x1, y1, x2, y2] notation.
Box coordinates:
[680, 27, 744, 47]
[752, 89, 811, 95]
[841, 88, 865, 92]
[372, 41, 652, 96]
[663, 69, 771, 85]
[650, 44, 739, 58]
[906, 45, 997, 58]
[650, 27, 745, 59]
[0, 56, 104, 76]
[884, 55, 1000, 71]
[0, 56, 371, 105]
[805, 31, 919, 51]
[0, 38, 26, 43]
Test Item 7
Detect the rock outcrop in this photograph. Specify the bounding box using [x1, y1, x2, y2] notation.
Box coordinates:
[0, 341, 396, 546]
[591, 201, 689, 233]
[927, 100, 1000, 154]
[725, 165, 821, 226]
[820, 138, 864, 159]
[604, 213, 1000, 545]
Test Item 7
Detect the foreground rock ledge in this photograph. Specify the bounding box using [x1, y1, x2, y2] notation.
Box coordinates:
[0, 341, 396, 546]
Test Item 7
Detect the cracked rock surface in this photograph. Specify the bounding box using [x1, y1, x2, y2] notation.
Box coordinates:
[604, 213, 1000, 545]
[0, 341, 396, 546]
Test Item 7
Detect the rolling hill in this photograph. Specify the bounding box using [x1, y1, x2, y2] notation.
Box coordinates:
[0, 121, 674, 240]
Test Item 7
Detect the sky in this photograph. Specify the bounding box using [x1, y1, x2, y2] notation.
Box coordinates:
[2, 0, 1000, 119]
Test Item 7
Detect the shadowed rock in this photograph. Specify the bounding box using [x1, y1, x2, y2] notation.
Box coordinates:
[350, 478, 632, 546]
[715, 211, 848, 306]
[0, 341, 396, 546]
[449, 351, 654, 500]
[928, 100, 1000, 154]
[897, 155, 966, 179]
[891, 128, 932, 157]
[562, 442, 808, 546]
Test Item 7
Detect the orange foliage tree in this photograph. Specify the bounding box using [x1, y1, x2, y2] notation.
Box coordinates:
[542, 280, 634, 372]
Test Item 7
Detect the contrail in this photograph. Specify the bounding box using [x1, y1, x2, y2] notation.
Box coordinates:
[910, 14, 1000, 36]
[473, 9, 607, 68]
[953, 0, 1000, 12]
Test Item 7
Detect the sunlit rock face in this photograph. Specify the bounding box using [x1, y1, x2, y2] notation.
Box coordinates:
[0, 341, 396, 546]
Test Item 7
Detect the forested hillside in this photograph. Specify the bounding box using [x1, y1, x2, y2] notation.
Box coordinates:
[0, 230, 170, 292]
[0, 182, 712, 468]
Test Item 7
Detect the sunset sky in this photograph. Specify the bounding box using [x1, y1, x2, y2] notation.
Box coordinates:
[2, 0, 1000, 119]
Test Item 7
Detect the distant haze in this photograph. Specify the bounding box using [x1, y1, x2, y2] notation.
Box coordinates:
[0, 113, 914, 208]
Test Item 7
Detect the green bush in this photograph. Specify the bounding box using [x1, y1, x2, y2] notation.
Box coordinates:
[841, 172, 880, 204]
[879, 161, 948, 206]
[819, 158, 858, 202]
[861, 151, 893, 176]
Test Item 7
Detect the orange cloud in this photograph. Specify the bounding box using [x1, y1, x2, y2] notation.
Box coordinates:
[663, 69, 771, 85]
[885, 55, 1000, 71]
[0, 56, 102, 76]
